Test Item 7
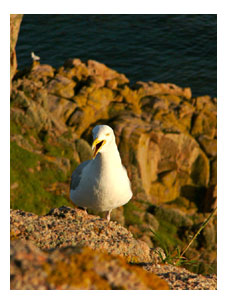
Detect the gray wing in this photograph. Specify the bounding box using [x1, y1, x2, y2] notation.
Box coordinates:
[70, 160, 91, 190]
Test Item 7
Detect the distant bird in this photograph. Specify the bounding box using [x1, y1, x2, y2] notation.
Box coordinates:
[31, 52, 40, 61]
[70, 125, 132, 221]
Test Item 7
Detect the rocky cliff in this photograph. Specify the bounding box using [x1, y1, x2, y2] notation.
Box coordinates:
[10, 16, 217, 288]
[10, 57, 217, 276]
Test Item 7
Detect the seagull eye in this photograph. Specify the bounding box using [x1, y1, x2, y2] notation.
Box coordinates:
[106, 133, 110, 136]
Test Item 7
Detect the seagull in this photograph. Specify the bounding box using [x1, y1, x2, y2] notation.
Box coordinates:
[31, 52, 40, 61]
[70, 125, 132, 221]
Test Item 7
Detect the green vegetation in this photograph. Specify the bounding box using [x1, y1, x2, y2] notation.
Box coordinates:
[123, 201, 143, 226]
[153, 218, 183, 249]
[10, 120, 21, 135]
[10, 141, 70, 214]
[150, 207, 217, 275]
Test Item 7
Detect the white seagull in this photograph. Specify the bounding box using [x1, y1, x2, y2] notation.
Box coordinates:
[70, 125, 132, 221]
[31, 52, 40, 61]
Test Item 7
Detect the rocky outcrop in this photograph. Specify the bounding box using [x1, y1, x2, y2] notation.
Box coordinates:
[10, 207, 216, 290]
[10, 58, 217, 277]
[11, 59, 217, 211]
[10, 14, 23, 90]
[10, 207, 152, 263]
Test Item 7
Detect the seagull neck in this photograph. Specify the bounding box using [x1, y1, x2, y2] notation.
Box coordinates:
[96, 142, 122, 165]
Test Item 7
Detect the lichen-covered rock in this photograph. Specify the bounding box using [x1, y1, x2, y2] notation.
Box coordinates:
[10, 208, 216, 290]
[198, 135, 217, 158]
[46, 94, 77, 123]
[10, 239, 169, 290]
[28, 62, 55, 81]
[47, 74, 76, 99]
[134, 81, 192, 99]
[191, 111, 216, 138]
[87, 59, 129, 85]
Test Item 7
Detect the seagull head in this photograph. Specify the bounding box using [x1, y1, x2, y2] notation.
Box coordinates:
[91, 125, 115, 158]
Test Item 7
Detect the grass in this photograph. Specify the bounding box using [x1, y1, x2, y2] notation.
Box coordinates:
[10, 141, 70, 214]
[150, 207, 217, 274]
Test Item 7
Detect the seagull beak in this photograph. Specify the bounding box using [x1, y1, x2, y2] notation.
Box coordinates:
[92, 138, 106, 158]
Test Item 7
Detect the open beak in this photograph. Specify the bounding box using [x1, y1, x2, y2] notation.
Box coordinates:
[92, 138, 106, 158]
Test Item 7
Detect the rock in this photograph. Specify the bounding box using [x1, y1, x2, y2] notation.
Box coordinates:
[28, 63, 55, 81]
[210, 158, 217, 185]
[198, 135, 217, 157]
[61, 58, 89, 81]
[10, 14, 23, 89]
[134, 81, 192, 99]
[10, 207, 216, 290]
[46, 94, 77, 123]
[10, 90, 31, 109]
[10, 239, 169, 290]
[26, 102, 52, 132]
[47, 74, 76, 99]
[137, 133, 161, 195]
[190, 152, 210, 186]
[176, 101, 195, 130]
[119, 85, 141, 114]
[193, 96, 216, 112]
[10, 207, 153, 263]
[87, 87, 114, 108]
[202, 185, 217, 212]
[66, 108, 84, 127]
[87, 59, 129, 85]
[191, 111, 216, 138]
[144, 264, 216, 290]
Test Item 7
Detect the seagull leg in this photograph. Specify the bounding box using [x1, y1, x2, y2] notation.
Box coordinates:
[106, 210, 112, 222]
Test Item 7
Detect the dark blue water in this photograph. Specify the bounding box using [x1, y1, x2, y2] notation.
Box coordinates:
[16, 14, 217, 97]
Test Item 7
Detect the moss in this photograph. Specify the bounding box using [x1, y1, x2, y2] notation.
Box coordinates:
[10, 141, 70, 214]
[43, 141, 64, 157]
[123, 201, 143, 226]
[165, 196, 192, 211]
[10, 120, 22, 135]
[151, 216, 184, 251]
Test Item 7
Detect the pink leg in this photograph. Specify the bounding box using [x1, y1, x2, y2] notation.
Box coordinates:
[106, 210, 112, 221]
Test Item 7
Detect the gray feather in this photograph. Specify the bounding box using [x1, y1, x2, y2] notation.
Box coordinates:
[70, 160, 91, 190]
